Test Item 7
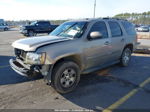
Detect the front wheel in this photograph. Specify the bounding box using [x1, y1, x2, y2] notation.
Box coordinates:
[28, 30, 36, 37]
[51, 61, 80, 94]
[120, 48, 132, 67]
[4, 28, 8, 31]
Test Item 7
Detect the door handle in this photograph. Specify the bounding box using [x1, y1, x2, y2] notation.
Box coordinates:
[121, 38, 125, 42]
[104, 41, 110, 45]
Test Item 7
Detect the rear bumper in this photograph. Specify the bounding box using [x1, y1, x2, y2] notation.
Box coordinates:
[9, 59, 40, 77]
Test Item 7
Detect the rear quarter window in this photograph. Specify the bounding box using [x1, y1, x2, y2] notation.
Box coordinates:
[108, 21, 123, 37]
[122, 21, 136, 35]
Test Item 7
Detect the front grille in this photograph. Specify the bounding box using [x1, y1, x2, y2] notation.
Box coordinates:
[14, 48, 27, 60]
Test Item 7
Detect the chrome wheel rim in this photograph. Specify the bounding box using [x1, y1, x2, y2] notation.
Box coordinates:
[60, 68, 76, 88]
[123, 49, 131, 65]
[29, 31, 34, 36]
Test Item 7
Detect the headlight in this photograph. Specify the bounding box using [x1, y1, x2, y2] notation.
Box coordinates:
[25, 52, 46, 65]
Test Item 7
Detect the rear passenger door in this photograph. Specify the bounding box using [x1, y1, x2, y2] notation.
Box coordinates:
[108, 21, 125, 61]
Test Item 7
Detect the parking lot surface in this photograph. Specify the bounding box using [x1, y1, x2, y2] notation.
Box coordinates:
[0, 30, 150, 111]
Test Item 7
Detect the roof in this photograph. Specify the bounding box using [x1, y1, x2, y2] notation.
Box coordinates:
[68, 18, 128, 23]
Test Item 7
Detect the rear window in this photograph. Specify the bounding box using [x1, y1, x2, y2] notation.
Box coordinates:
[122, 21, 136, 35]
[108, 21, 122, 37]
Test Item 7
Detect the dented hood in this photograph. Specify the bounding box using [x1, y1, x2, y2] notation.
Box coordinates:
[12, 35, 72, 51]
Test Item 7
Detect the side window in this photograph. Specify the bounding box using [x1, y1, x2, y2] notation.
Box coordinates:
[43, 22, 50, 26]
[37, 22, 48, 26]
[37, 22, 42, 26]
[122, 21, 136, 35]
[108, 21, 122, 37]
[89, 21, 108, 39]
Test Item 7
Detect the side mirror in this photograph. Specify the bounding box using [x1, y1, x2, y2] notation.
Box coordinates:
[90, 32, 102, 39]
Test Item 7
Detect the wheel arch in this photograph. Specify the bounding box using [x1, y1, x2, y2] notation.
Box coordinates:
[124, 44, 133, 52]
[46, 54, 83, 82]
[52, 55, 83, 71]
[45, 55, 83, 86]
[28, 29, 35, 33]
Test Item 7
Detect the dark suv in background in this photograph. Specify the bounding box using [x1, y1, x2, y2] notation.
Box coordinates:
[20, 21, 59, 37]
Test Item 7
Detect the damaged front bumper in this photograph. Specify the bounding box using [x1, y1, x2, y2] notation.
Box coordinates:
[9, 58, 45, 77]
[19, 29, 28, 34]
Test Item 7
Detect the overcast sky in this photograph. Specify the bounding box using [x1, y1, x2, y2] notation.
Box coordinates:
[0, 0, 150, 20]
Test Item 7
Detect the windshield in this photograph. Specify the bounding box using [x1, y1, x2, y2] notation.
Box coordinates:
[50, 21, 87, 38]
[30, 21, 37, 26]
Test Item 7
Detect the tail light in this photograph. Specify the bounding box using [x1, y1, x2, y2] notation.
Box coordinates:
[136, 34, 138, 43]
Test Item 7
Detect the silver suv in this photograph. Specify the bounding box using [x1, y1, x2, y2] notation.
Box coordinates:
[0, 23, 9, 31]
[10, 18, 137, 93]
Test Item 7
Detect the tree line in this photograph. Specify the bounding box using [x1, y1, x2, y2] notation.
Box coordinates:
[114, 11, 150, 25]
[6, 11, 150, 26]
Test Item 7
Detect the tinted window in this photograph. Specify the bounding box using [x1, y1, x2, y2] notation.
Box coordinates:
[108, 21, 122, 37]
[43, 22, 50, 26]
[38, 22, 49, 26]
[89, 21, 108, 38]
[122, 21, 136, 35]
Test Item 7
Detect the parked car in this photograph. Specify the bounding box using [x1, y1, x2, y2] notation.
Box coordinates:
[134, 24, 140, 31]
[20, 21, 59, 37]
[10, 18, 137, 94]
[136, 26, 149, 32]
[0, 23, 9, 31]
[0, 19, 4, 24]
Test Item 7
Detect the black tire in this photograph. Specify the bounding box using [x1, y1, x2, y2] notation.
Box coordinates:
[4, 28, 8, 31]
[23, 34, 27, 36]
[28, 30, 36, 37]
[120, 47, 132, 67]
[51, 61, 80, 94]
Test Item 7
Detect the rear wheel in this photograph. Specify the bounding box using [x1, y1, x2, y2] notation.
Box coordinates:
[51, 61, 80, 94]
[120, 48, 132, 67]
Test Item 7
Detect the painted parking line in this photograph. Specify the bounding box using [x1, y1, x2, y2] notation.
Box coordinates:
[0, 65, 10, 69]
[102, 77, 150, 112]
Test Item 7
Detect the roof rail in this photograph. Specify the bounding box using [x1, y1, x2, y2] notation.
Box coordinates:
[85, 18, 89, 20]
[102, 17, 128, 21]
[102, 17, 110, 19]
